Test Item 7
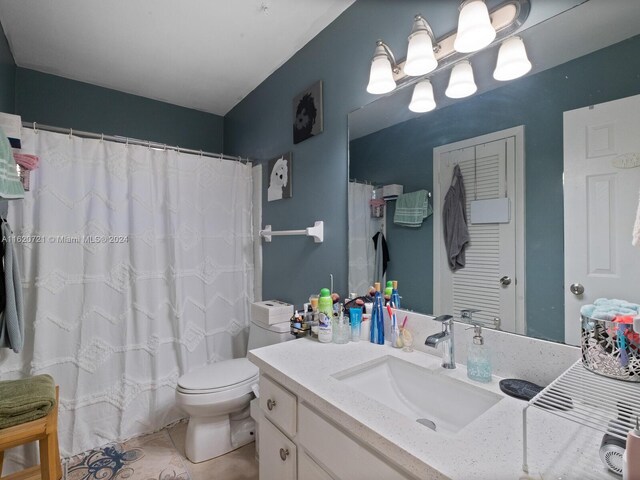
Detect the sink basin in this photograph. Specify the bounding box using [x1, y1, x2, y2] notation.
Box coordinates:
[332, 356, 502, 434]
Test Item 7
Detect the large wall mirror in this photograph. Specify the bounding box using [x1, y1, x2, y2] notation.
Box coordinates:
[347, 0, 640, 345]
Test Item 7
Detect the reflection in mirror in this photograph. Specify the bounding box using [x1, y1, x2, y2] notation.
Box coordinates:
[347, 0, 640, 344]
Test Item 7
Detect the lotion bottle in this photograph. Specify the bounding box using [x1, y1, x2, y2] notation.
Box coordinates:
[623, 416, 640, 480]
[317, 288, 333, 343]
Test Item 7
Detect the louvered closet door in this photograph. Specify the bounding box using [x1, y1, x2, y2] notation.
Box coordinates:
[435, 137, 518, 333]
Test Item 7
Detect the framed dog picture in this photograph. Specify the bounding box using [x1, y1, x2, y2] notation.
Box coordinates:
[293, 81, 323, 144]
[267, 152, 292, 202]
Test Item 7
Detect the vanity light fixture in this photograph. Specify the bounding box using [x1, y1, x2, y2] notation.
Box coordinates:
[445, 60, 477, 98]
[453, 0, 497, 53]
[366, 40, 399, 94]
[365, 0, 531, 111]
[409, 79, 436, 113]
[404, 15, 439, 77]
[493, 36, 532, 81]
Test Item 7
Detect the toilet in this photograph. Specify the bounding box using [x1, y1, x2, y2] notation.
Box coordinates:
[175, 316, 291, 463]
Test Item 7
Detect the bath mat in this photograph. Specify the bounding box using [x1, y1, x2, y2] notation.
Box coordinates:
[66, 430, 191, 480]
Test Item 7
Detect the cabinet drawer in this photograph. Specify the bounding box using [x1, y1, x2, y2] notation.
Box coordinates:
[260, 375, 297, 436]
[259, 418, 297, 480]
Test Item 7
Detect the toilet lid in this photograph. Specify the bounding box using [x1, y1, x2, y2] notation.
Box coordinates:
[177, 358, 259, 391]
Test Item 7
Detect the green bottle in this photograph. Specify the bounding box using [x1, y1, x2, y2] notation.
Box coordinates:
[318, 288, 333, 343]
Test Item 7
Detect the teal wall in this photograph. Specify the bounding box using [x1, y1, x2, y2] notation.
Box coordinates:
[225, 0, 437, 304]
[15, 68, 224, 152]
[350, 35, 640, 342]
[0, 20, 15, 113]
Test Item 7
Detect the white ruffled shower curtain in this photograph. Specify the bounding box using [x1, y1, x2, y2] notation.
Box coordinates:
[348, 181, 378, 295]
[0, 129, 254, 464]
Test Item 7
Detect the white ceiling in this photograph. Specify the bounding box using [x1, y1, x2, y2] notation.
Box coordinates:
[0, 0, 355, 115]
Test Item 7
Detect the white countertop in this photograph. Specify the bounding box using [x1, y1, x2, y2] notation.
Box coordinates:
[248, 337, 617, 480]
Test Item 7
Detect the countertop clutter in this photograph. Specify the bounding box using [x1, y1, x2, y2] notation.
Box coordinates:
[249, 338, 618, 480]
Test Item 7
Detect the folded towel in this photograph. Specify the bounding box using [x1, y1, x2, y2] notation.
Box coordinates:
[393, 190, 432, 227]
[0, 374, 56, 429]
[580, 298, 640, 321]
[13, 153, 39, 170]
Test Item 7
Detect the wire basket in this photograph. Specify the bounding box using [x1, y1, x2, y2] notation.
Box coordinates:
[581, 314, 640, 382]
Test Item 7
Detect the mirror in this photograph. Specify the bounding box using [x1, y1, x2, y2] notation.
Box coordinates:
[347, 0, 640, 344]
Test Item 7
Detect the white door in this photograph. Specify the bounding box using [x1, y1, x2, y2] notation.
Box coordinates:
[434, 127, 525, 334]
[563, 95, 640, 345]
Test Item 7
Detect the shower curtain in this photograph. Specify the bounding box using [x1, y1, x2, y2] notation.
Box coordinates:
[0, 129, 254, 463]
[348, 182, 378, 295]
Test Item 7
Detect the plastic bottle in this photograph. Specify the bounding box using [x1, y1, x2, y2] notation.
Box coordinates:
[318, 288, 333, 343]
[466, 325, 492, 382]
[370, 282, 385, 345]
[384, 280, 393, 300]
[390, 280, 401, 309]
[623, 416, 640, 480]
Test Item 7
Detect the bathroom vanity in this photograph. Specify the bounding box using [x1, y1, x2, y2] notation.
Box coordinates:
[248, 313, 617, 480]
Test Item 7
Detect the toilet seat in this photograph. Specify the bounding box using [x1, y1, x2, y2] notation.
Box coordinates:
[177, 358, 259, 395]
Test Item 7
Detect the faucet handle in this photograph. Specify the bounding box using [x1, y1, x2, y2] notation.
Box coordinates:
[433, 314, 453, 323]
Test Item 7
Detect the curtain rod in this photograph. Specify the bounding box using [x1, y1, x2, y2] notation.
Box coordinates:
[21, 121, 250, 164]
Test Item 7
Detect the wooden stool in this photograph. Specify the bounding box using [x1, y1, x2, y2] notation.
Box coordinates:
[0, 386, 61, 480]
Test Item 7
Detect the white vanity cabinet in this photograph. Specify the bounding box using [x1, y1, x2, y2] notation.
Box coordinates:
[258, 374, 415, 480]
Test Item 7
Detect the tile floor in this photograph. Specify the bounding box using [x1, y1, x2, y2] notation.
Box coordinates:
[167, 421, 259, 480]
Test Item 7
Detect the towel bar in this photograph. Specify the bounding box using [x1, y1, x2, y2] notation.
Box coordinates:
[259, 221, 324, 243]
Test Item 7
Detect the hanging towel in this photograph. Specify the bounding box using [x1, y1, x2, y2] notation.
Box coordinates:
[0, 221, 24, 353]
[443, 165, 470, 271]
[634, 188, 640, 248]
[0, 128, 24, 199]
[372, 231, 389, 282]
[393, 189, 432, 227]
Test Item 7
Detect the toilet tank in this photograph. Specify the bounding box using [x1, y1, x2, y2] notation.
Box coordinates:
[247, 319, 292, 351]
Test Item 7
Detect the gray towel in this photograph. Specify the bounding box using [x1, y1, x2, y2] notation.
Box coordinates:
[0, 221, 24, 353]
[442, 165, 470, 271]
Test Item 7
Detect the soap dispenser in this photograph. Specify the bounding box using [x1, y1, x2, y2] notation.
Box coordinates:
[467, 325, 492, 383]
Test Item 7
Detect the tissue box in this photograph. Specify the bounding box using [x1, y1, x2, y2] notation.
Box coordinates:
[251, 300, 294, 326]
[382, 184, 403, 199]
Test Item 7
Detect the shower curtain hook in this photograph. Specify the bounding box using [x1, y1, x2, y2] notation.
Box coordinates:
[69, 128, 73, 139]
[147, 140, 151, 150]
[100, 133, 104, 143]
[33, 122, 38, 134]
[125, 137, 129, 148]
[199, 150, 203, 158]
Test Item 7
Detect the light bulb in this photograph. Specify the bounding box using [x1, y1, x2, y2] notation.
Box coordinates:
[409, 80, 436, 113]
[445, 61, 477, 98]
[493, 36, 532, 81]
[454, 0, 496, 53]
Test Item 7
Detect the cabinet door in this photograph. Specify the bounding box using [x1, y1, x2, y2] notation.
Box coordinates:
[259, 419, 297, 480]
[299, 453, 335, 480]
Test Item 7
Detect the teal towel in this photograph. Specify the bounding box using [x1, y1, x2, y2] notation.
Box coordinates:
[394, 190, 432, 227]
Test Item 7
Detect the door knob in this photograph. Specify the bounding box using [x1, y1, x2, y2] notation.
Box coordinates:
[570, 283, 585, 295]
[499, 276, 512, 286]
[279, 448, 289, 461]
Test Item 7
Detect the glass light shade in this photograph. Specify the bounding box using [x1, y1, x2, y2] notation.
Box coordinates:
[445, 61, 477, 98]
[454, 0, 496, 53]
[409, 80, 436, 113]
[493, 36, 532, 81]
[404, 30, 438, 76]
[367, 55, 396, 94]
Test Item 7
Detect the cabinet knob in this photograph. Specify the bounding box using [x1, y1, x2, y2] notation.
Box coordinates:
[279, 448, 289, 461]
[267, 398, 277, 411]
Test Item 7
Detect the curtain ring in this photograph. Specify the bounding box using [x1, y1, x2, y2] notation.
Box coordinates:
[199, 150, 203, 158]
[100, 133, 104, 143]
[125, 137, 129, 147]
[33, 122, 39, 134]
[69, 128, 73, 139]
[147, 140, 151, 150]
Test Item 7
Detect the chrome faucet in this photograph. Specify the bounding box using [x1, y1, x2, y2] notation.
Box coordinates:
[425, 315, 455, 369]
